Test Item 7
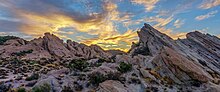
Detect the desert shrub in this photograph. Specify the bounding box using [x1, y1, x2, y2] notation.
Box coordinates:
[28, 60, 37, 65]
[17, 87, 26, 92]
[12, 50, 33, 56]
[90, 58, 113, 67]
[0, 36, 19, 45]
[74, 82, 83, 91]
[130, 77, 141, 84]
[25, 73, 39, 81]
[145, 87, 159, 92]
[32, 83, 51, 92]
[11, 58, 22, 65]
[106, 72, 121, 80]
[88, 72, 106, 86]
[62, 86, 73, 92]
[117, 62, 132, 73]
[98, 58, 112, 63]
[69, 59, 89, 71]
[0, 83, 11, 92]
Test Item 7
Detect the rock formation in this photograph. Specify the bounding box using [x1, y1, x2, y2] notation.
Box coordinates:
[0, 24, 220, 92]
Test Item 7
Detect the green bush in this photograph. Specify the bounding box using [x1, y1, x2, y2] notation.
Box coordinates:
[61, 86, 73, 92]
[32, 83, 51, 92]
[88, 72, 122, 86]
[88, 72, 106, 86]
[11, 58, 22, 65]
[12, 50, 33, 56]
[17, 87, 26, 92]
[25, 73, 39, 81]
[117, 62, 132, 73]
[69, 59, 89, 71]
[0, 36, 19, 45]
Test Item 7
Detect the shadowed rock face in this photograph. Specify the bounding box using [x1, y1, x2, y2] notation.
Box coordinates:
[0, 24, 220, 92]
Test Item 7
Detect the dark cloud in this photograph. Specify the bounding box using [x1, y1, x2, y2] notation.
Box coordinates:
[0, 20, 21, 32]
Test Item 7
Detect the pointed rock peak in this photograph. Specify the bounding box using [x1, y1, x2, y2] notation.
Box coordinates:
[44, 32, 58, 38]
[138, 23, 173, 42]
[141, 23, 153, 30]
[186, 31, 203, 37]
[43, 32, 63, 42]
[44, 32, 51, 36]
[130, 23, 178, 56]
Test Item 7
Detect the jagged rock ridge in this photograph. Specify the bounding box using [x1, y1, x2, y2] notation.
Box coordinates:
[0, 32, 111, 60]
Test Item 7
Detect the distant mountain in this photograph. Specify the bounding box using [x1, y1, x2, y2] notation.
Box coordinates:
[0, 24, 220, 92]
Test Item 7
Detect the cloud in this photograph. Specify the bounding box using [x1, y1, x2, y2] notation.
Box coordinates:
[174, 19, 184, 28]
[0, 31, 33, 39]
[82, 30, 138, 51]
[131, 0, 159, 12]
[195, 10, 218, 20]
[0, 0, 137, 51]
[144, 16, 187, 39]
[0, 32, 6, 35]
[154, 26, 187, 39]
[199, 0, 220, 9]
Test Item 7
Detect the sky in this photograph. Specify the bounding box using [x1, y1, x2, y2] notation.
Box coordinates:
[0, 0, 220, 51]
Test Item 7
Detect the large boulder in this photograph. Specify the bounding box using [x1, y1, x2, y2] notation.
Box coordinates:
[97, 80, 129, 92]
[151, 47, 213, 84]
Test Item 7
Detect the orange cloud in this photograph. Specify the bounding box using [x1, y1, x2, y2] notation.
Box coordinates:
[5, 0, 189, 51]
[11, 1, 137, 52]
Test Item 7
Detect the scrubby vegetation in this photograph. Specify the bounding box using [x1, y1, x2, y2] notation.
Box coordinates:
[88, 72, 122, 86]
[117, 62, 132, 73]
[10, 58, 23, 66]
[32, 83, 51, 92]
[12, 49, 33, 56]
[68, 59, 89, 71]
[0, 83, 11, 92]
[17, 87, 26, 92]
[88, 72, 106, 86]
[62, 86, 73, 92]
[0, 36, 19, 45]
[25, 73, 39, 81]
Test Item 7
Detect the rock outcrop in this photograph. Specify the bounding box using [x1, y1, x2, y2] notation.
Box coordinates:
[98, 80, 129, 92]
[0, 32, 111, 60]
[0, 23, 220, 92]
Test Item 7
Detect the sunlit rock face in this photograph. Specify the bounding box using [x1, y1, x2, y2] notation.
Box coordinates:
[0, 24, 220, 92]
[129, 23, 180, 56]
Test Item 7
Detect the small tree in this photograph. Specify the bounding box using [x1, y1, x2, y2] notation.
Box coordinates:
[25, 73, 39, 81]
[88, 72, 106, 86]
[32, 83, 51, 92]
[117, 62, 132, 73]
[68, 59, 89, 71]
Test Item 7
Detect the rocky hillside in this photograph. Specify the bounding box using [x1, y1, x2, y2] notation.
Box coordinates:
[0, 24, 220, 92]
[0, 33, 111, 60]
